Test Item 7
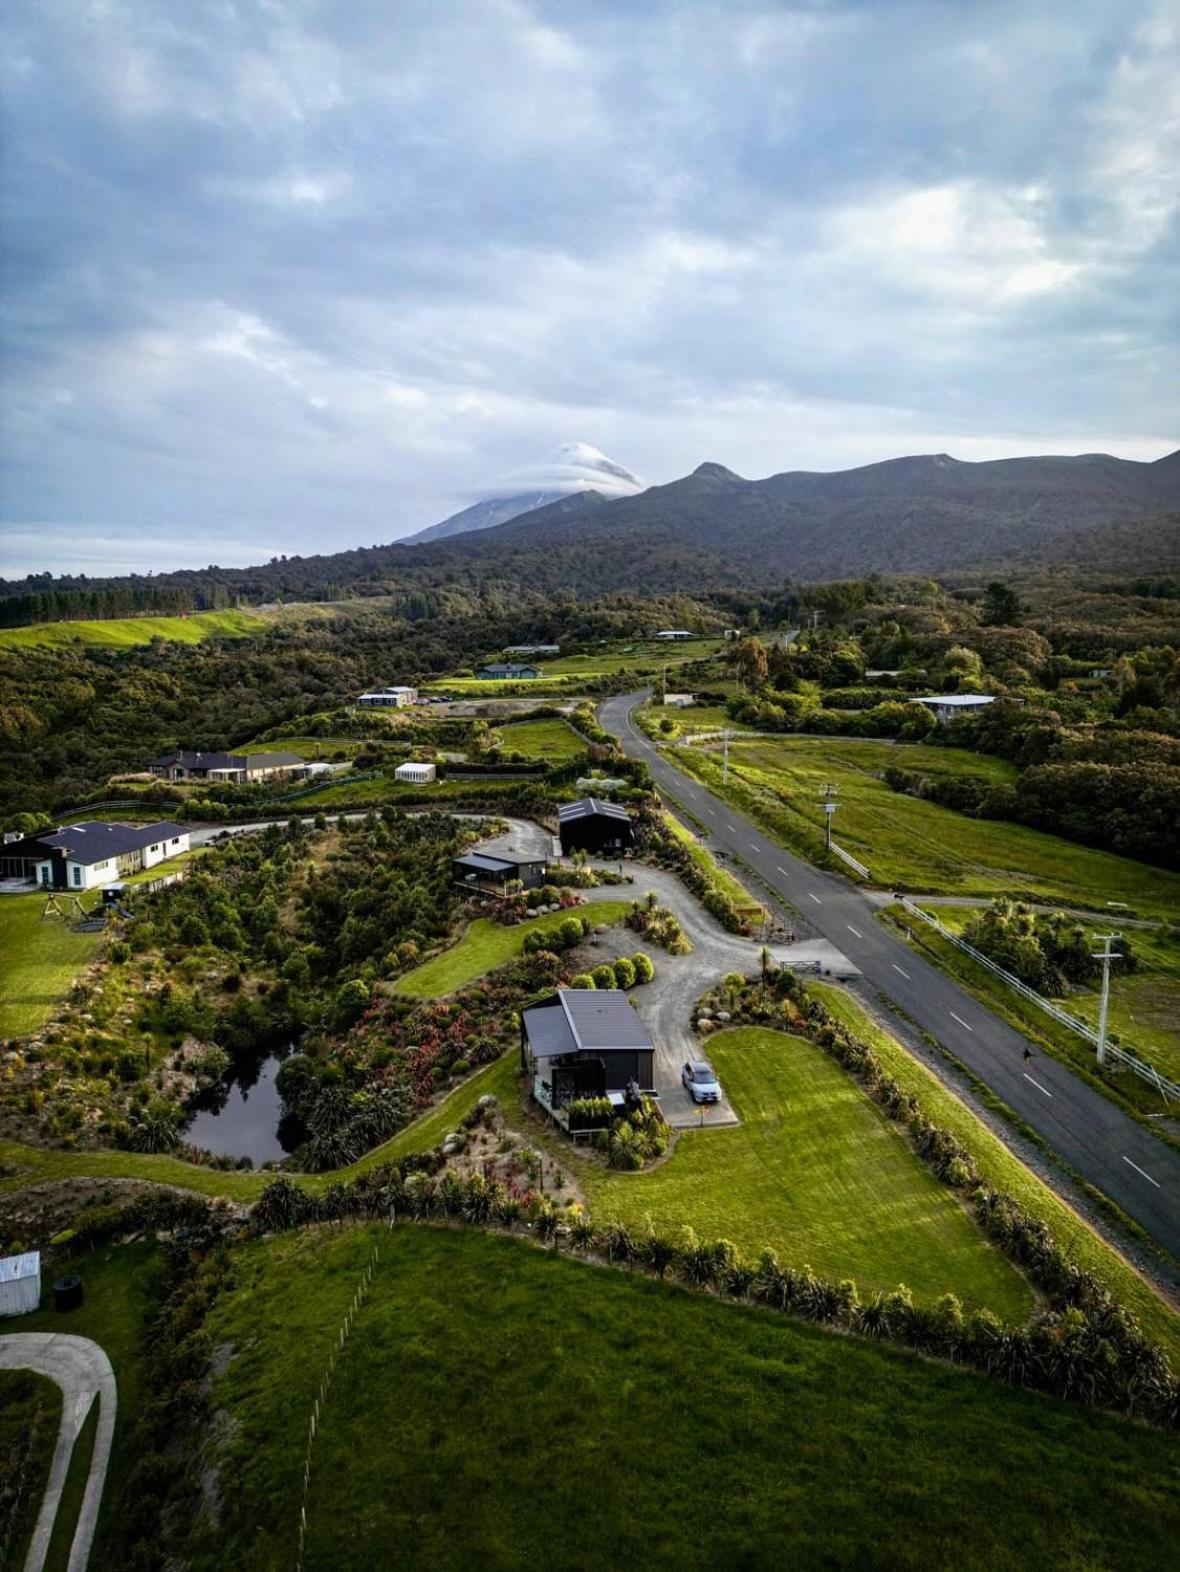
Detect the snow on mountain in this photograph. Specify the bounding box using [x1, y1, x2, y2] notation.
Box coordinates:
[403, 443, 644, 544]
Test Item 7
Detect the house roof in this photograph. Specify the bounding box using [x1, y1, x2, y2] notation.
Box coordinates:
[454, 852, 519, 875]
[558, 796, 633, 825]
[39, 820, 187, 865]
[479, 663, 539, 675]
[910, 694, 996, 708]
[523, 989, 652, 1059]
[153, 749, 304, 771]
[0, 1251, 40, 1282]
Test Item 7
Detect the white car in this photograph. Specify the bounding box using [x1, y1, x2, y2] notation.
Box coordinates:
[682, 1059, 721, 1104]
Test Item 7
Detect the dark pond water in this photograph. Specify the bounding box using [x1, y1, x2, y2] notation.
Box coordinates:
[184, 1051, 303, 1166]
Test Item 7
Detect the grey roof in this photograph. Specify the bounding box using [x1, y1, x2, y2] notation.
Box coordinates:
[455, 852, 517, 876]
[40, 820, 187, 865]
[558, 796, 633, 824]
[0, 1251, 39, 1282]
[523, 989, 652, 1059]
[153, 749, 304, 771]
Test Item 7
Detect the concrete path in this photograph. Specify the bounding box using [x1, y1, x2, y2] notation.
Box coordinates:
[0, 1332, 116, 1572]
[602, 690, 1180, 1253]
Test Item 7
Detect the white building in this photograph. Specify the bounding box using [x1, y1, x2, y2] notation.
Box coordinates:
[394, 761, 437, 784]
[357, 686, 417, 708]
[504, 644, 560, 656]
[662, 693, 695, 708]
[654, 629, 694, 641]
[911, 695, 996, 724]
[0, 1251, 41, 1317]
[33, 821, 190, 892]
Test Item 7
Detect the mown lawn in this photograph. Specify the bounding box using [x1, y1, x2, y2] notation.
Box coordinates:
[0, 1370, 60, 1567]
[392, 901, 632, 998]
[0, 610, 268, 649]
[495, 716, 587, 761]
[581, 1027, 1030, 1316]
[0, 893, 103, 1037]
[190, 1225, 1179, 1572]
[810, 984, 1180, 1364]
[680, 735, 1180, 914]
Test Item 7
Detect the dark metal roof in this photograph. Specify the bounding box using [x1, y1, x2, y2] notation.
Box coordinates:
[558, 797, 632, 824]
[152, 750, 303, 771]
[523, 989, 652, 1058]
[40, 820, 188, 865]
[455, 852, 516, 875]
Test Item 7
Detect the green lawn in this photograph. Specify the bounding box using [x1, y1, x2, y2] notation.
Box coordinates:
[679, 735, 1180, 914]
[0, 893, 103, 1037]
[189, 1225, 1179, 1571]
[0, 610, 269, 649]
[580, 1027, 1030, 1316]
[0, 1370, 60, 1567]
[810, 984, 1180, 1364]
[392, 901, 632, 998]
[495, 716, 587, 762]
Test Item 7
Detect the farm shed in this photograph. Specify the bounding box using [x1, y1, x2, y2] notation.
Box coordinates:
[395, 761, 437, 784]
[558, 797, 634, 857]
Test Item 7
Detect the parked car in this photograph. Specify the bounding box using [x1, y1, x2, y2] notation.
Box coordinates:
[682, 1059, 721, 1104]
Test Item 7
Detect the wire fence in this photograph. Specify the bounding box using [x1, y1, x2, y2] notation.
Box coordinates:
[295, 1242, 381, 1572]
[899, 898, 1178, 1103]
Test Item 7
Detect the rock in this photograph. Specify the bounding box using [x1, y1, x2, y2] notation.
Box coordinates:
[716, 1010, 731, 1022]
[441, 1132, 467, 1156]
[476, 1094, 499, 1113]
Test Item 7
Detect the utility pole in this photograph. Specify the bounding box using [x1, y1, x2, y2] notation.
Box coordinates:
[722, 728, 731, 785]
[662, 662, 667, 705]
[819, 783, 838, 851]
[1092, 932, 1122, 1065]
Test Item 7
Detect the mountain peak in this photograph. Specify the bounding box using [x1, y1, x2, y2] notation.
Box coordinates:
[692, 461, 743, 482]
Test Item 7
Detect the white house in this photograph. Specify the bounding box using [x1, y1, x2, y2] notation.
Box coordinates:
[394, 761, 437, 784]
[32, 821, 190, 892]
[654, 629, 694, 641]
[911, 694, 996, 725]
[662, 693, 694, 708]
[357, 686, 418, 708]
[0, 1251, 41, 1317]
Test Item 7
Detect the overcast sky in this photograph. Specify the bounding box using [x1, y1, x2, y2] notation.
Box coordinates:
[2, 0, 1177, 577]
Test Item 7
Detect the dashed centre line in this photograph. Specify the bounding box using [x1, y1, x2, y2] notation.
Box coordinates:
[948, 1011, 974, 1032]
[726, 822, 738, 833]
[1023, 1073, 1052, 1098]
[1122, 1155, 1161, 1189]
[808, 892, 822, 904]
[892, 963, 910, 979]
[776, 866, 790, 877]
[846, 924, 862, 938]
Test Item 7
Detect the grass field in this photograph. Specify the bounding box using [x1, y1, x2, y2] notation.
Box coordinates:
[495, 716, 587, 761]
[0, 1370, 60, 1567]
[0, 893, 103, 1037]
[192, 1225, 1179, 1571]
[577, 1027, 1030, 1316]
[392, 901, 632, 998]
[541, 637, 723, 675]
[0, 610, 269, 649]
[680, 735, 1180, 914]
[661, 807, 763, 909]
[810, 985, 1180, 1363]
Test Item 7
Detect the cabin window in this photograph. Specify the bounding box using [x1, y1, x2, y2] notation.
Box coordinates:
[72, 866, 82, 886]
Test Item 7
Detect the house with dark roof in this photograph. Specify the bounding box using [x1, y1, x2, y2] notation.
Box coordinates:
[150, 749, 304, 783]
[2, 821, 190, 891]
[558, 797, 634, 857]
[452, 849, 548, 894]
[522, 989, 655, 1122]
[476, 662, 541, 680]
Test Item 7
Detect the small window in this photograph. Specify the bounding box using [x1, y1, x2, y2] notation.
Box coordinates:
[72, 866, 81, 886]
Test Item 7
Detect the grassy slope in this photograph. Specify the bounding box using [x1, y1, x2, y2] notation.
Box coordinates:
[391, 901, 632, 999]
[0, 1370, 60, 1567]
[195, 1225, 1179, 1572]
[495, 716, 587, 761]
[579, 1027, 1031, 1317]
[812, 983, 1180, 1363]
[661, 806, 762, 908]
[0, 610, 269, 649]
[679, 735, 1180, 913]
[0, 893, 103, 1036]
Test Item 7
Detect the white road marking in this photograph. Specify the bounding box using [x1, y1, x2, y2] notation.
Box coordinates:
[892, 963, 910, 979]
[777, 865, 790, 876]
[749, 842, 760, 853]
[726, 822, 738, 833]
[949, 1011, 974, 1032]
[1023, 1073, 1052, 1098]
[1122, 1155, 1161, 1189]
[808, 892, 822, 904]
[846, 924, 862, 938]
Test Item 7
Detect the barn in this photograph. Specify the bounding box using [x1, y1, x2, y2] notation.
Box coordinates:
[558, 797, 634, 857]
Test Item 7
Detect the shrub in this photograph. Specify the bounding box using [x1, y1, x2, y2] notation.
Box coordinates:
[568, 973, 596, 989]
[612, 956, 636, 989]
[591, 962, 617, 989]
[631, 951, 655, 984]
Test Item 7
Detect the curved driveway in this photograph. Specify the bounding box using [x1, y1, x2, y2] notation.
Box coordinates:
[602, 691, 1180, 1256]
[0, 1332, 116, 1572]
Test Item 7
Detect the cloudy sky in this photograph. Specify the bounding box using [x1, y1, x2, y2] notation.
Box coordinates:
[2, 0, 1177, 577]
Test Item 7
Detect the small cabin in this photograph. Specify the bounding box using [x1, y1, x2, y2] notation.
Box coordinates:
[522, 990, 655, 1122]
[453, 851, 548, 894]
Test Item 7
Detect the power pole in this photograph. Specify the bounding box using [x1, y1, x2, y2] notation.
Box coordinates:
[1092, 932, 1122, 1065]
[722, 728, 731, 785]
[662, 663, 667, 704]
[819, 783, 838, 850]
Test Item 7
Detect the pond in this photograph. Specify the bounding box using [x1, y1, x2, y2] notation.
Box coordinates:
[184, 1051, 304, 1166]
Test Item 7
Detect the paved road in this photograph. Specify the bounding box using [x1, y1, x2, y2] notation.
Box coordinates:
[601, 692, 1180, 1257]
[0, 1331, 116, 1572]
